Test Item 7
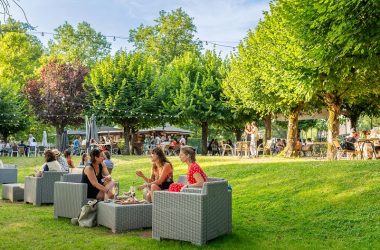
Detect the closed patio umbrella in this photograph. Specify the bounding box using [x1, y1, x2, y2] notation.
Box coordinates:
[86, 114, 98, 151]
[60, 130, 69, 153]
[42, 131, 48, 147]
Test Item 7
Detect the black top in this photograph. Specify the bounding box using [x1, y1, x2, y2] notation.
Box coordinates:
[82, 163, 103, 199]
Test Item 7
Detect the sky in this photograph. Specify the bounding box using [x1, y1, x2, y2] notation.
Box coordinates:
[8, 0, 270, 56]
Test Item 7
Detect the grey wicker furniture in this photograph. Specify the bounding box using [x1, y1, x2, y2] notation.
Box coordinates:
[2, 183, 24, 202]
[24, 171, 66, 206]
[54, 182, 88, 219]
[97, 202, 153, 233]
[0, 166, 17, 184]
[60, 173, 82, 183]
[152, 176, 232, 245]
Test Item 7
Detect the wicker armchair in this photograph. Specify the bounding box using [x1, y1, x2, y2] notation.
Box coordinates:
[152, 176, 232, 245]
[60, 173, 82, 183]
[0, 166, 17, 184]
[54, 182, 88, 219]
[24, 171, 66, 206]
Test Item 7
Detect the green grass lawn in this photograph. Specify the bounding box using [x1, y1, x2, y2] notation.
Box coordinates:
[1, 155, 380, 249]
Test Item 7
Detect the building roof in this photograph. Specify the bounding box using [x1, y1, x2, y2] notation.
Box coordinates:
[139, 124, 192, 135]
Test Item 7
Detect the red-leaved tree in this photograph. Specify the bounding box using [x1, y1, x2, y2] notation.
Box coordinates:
[25, 59, 88, 148]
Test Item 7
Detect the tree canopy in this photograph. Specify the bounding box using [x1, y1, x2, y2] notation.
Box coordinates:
[129, 8, 202, 66]
[25, 59, 88, 147]
[85, 50, 157, 154]
[48, 21, 111, 67]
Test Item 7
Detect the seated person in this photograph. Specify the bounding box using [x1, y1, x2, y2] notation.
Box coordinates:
[136, 147, 173, 202]
[275, 139, 285, 153]
[81, 149, 115, 200]
[52, 149, 69, 172]
[90, 138, 100, 150]
[301, 138, 313, 152]
[169, 146, 207, 192]
[18, 140, 28, 155]
[79, 153, 90, 168]
[103, 151, 114, 174]
[63, 149, 76, 170]
[35, 150, 63, 177]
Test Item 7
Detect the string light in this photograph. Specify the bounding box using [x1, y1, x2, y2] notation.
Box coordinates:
[0, 28, 238, 50]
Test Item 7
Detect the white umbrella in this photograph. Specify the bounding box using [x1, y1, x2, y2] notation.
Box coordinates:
[42, 131, 48, 147]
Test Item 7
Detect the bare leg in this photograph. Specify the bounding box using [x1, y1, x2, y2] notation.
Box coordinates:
[150, 184, 161, 202]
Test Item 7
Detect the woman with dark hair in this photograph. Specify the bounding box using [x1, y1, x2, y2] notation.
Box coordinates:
[35, 150, 63, 177]
[168, 146, 207, 192]
[78, 153, 90, 168]
[81, 149, 115, 200]
[136, 147, 173, 202]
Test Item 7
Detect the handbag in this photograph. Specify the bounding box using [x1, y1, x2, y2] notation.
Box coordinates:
[77, 199, 98, 227]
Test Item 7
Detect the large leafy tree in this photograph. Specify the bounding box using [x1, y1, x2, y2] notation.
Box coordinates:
[277, 0, 380, 158]
[85, 51, 157, 155]
[224, 7, 317, 156]
[24, 59, 88, 148]
[0, 19, 43, 90]
[161, 50, 226, 155]
[48, 21, 111, 68]
[0, 83, 28, 142]
[129, 8, 202, 66]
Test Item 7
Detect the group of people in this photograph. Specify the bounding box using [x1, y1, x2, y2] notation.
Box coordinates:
[244, 121, 259, 158]
[144, 134, 187, 156]
[0, 134, 38, 156]
[81, 146, 206, 202]
[35, 144, 205, 203]
[135, 146, 207, 202]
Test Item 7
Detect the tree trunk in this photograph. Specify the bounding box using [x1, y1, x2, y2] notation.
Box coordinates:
[235, 129, 243, 142]
[263, 114, 272, 142]
[348, 114, 359, 130]
[3, 132, 9, 143]
[285, 107, 301, 157]
[326, 100, 341, 160]
[123, 124, 132, 155]
[56, 125, 64, 150]
[201, 121, 208, 155]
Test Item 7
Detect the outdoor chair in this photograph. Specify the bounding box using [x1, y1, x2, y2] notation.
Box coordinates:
[28, 146, 37, 157]
[152, 175, 232, 245]
[17, 146, 26, 157]
[11, 146, 18, 157]
[54, 182, 88, 219]
[0, 165, 17, 184]
[333, 140, 356, 160]
[60, 173, 82, 183]
[24, 171, 65, 206]
[37, 146, 45, 156]
[235, 141, 249, 157]
[221, 144, 235, 156]
[257, 140, 272, 156]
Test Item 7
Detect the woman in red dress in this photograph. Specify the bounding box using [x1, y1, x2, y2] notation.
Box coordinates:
[168, 146, 207, 192]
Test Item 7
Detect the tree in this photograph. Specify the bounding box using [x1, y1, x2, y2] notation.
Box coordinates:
[0, 82, 28, 142]
[129, 8, 202, 66]
[161, 50, 226, 155]
[277, 0, 380, 158]
[85, 50, 157, 155]
[0, 19, 43, 90]
[48, 21, 111, 68]
[223, 7, 317, 157]
[24, 59, 88, 148]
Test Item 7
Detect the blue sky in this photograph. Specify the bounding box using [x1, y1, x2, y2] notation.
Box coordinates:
[9, 0, 270, 56]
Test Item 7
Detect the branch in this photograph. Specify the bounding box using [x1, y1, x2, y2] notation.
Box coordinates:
[0, 0, 32, 26]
